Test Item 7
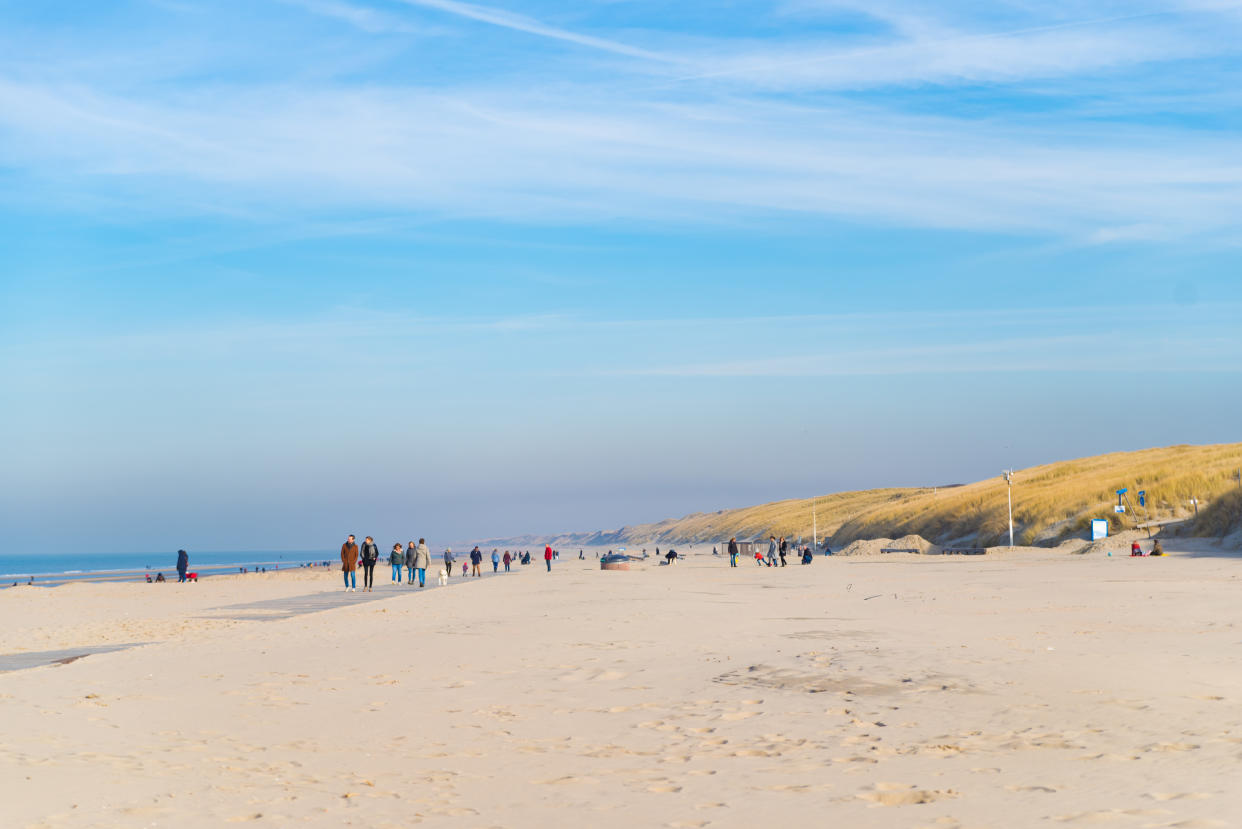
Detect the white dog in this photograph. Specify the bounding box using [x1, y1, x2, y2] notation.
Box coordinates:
[437, 568, 448, 586]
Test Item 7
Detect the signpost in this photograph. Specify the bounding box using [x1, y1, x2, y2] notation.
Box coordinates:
[1003, 470, 1014, 549]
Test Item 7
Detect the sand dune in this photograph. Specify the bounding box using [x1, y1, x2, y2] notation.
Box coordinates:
[2, 544, 1240, 827]
[481, 442, 1242, 550]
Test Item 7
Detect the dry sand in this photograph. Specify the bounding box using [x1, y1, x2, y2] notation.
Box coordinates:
[2, 541, 1240, 828]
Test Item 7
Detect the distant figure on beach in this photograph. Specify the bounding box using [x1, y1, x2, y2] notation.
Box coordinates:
[1131, 541, 1143, 557]
[502, 550, 512, 571]
[411, 539, 430, 587]
[767, 536, 778, 567]
[578, 549, 584, 560]
[491, 549, 500, 572]
[728, 537, 739, 567]
[544, 544, 554, 572]
[360, 536, 379, 591]
[470, 547, 483, 577]
[406, 542, 417, 584]
[778, 537, 788, 567]
[1151, 539, 1164, 556]
[341, 534, 359, 592]
[712, 545, 718, 556]
[155, 572, 166, 582]
[176, 549, 189, 583]
[801, 548, 813, 565]
[443, 548, 455, 579]
[665, 549, 678, 565]
[521, 551, 531, 565]
[389, 544, 404, 583]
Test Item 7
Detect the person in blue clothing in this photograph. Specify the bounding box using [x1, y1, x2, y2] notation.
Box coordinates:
[491, 549, 500, 572]
[176, 549, 189, 583]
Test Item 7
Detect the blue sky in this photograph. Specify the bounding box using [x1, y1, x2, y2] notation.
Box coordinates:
[2, 0, 1240, 554]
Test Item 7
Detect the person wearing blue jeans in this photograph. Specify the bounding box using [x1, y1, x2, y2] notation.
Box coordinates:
[341, 535, 359, 592]
[411, 539, 430, 587]
[491, 549, 500, 572]
[389, 544, 404, 583]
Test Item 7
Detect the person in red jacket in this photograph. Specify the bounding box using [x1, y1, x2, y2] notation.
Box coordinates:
[544, 544, 553, 572]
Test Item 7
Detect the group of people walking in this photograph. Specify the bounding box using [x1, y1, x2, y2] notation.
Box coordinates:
[339, 535, 433, 591]
[726, 536, 816, 567]
[339, 536, 550, 592]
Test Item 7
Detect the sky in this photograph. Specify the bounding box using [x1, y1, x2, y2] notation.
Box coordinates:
[2, 0, 1240, 555]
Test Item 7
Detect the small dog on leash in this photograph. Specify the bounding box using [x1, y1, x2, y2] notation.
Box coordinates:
[437, 568, 448, 586]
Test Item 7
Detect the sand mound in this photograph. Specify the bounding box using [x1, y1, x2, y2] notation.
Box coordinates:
[836, 538, 892, 556]
[837, 535, 937, 556]
[889, 534, 939, 555]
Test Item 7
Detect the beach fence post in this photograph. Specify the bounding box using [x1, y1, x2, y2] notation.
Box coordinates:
[1003, 469, 1014, 549]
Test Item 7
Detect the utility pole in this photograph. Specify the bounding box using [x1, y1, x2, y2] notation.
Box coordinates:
[1003, 469, 1014, 549]
[812, 500, 817, 551]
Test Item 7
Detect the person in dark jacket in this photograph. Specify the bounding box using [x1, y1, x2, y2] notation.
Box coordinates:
[341, 535, 359, 591]
[470, 546, 483, 577]
[176, 549, 189, 583]
[727, 537, 739, 568]
[443, 548, 455, 580]
[778, 536, 788, 567]
[360, 536, 380, 591]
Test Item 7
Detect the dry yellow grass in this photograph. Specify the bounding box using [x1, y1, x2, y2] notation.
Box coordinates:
[527, 442, 1242, 549]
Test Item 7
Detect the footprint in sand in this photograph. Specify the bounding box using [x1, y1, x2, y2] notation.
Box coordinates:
[858, 783, 957, 806]
[719, 711, 759, 721]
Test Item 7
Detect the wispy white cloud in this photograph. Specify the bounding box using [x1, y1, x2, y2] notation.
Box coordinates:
[2, 75, 1240, 238]
[392, 0, 680, 62]
[278, 0, 426, 34]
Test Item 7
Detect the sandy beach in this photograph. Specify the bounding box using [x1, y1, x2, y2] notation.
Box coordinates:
[3, 539, 1240, 828]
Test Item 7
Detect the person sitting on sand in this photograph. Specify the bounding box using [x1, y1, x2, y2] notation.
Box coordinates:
[1151, 539, 1164, 556]
[1131, 541, 1143, 557]
[155, 572, 165, 582]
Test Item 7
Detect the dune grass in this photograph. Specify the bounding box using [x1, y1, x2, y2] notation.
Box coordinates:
[557, 442, 1242, 548]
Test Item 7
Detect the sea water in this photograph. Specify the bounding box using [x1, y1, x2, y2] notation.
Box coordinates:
[0, 550, 332, 586]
